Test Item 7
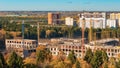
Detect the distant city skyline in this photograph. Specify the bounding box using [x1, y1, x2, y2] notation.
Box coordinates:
[0, 0, 120, 11]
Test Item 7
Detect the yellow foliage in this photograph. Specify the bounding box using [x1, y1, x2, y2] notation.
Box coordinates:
[36, 45, 46, 51]
[24, 57, 36, 65]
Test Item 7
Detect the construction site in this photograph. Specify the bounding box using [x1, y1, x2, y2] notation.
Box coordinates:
[4, 13, 120, 59]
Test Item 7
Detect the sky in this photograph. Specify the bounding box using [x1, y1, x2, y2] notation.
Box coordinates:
[0, 0, 120, 11]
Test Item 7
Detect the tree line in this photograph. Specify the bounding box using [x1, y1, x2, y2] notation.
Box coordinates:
[0, 19, 120, 40]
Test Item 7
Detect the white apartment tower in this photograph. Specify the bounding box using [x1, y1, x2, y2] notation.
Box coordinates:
[79, 12, 106, 28]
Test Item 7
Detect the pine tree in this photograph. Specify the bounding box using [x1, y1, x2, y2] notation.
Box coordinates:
[7, 51, 23, 68]
[84, 48, 93, 64]
[0, 52, 6, 66]
[115, 60, 120, 68]
[103, 62, 108, 68]
[67, 51, 76, 64]
[0, 59, 3, 68]
[90, 50, 103, 68]
[75, 60, 81, 68]
[102, 50, 109, 62]
[36, 50, 46, 63]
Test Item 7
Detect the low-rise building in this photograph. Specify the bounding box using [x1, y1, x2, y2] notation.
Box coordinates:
[6, 39, 37, 57]
[47, 38, 120, 59]
[47, 38, 86, 58]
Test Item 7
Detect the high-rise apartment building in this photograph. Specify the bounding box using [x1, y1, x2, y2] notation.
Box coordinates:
[110, 13, 120, 27]
[48, 13, 61, 25]
[79, 12, 106, 28]
[107, 19, 118, 28]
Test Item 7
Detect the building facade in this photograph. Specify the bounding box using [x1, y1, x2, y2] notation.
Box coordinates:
[48, 13, 61, 25]
[65, 17, 76, 26]
[107, 19, 118, 28]
[6, 39, 37, 57]
[47, 38, 120, 59]
[110, 13, 120, 27]
[79, 12, 106, 28]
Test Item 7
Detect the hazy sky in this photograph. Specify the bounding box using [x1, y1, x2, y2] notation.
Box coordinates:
[0, 0, 120, 11]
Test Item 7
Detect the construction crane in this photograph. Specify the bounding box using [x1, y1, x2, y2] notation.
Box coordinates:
[22, 20, 25, 50]
[37, 22, 40, 46]
[81, 14, 85, 58]
[88, 19, 93, 42]
[93, 30, 113, 46]
[9, 19, 44, 44]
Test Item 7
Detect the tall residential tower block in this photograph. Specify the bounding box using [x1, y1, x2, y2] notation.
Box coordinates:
[48, 13, 61, 25]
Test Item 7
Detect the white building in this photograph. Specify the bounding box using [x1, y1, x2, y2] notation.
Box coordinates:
[107, 19, 118, 28]
[79, 12, 106, 28]
[65, 17, 76, 26]
[79, 18, 105, 28]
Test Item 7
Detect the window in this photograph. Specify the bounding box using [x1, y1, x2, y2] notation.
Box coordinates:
[79, 50, 81, 52]
[54, 52, 56, 54]
[115, 49, 117, 53]
[111, 49, 114, 52]
[108, 49, 110, 52]
[108, 53, 110, 56]
[79, 54, 81, 57]
[112, 53, 114, 56]
[54, 48, 56, 51]
[79, 47, 81, 49]
[51, 48, 53, 51]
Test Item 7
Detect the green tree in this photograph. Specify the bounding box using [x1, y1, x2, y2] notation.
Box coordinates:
[57, 51, 65, 61]
[45, 49, 52, 62]
[6, 32, 14, 39]
[84, 48, 93, 64]
[90, 50, 103, 68]
[54, 61, 66, 68]
[102, 50, 109, 62]
[0, 52, 6, 66]
[36, 48, 52, 64]
[75, 60, 81, 68]
[36, 50, 46, 63]
[24, 63, 37, 68]
[67, 51, 76, 64]
[103, 62, 108, 68]
[115, 60, 120, 68]
[0, 59, 3, 68]
[7, 51, 23, 68]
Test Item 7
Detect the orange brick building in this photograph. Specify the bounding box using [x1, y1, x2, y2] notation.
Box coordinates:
[48, 13, 61, 25]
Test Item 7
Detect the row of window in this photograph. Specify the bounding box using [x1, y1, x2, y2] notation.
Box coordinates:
[51, 51, 117, 58]
[96, 48, 120, 53]
[7, 41, 36, 45]
[6, 45, 37, 49]
[51, 52, 82, 57]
